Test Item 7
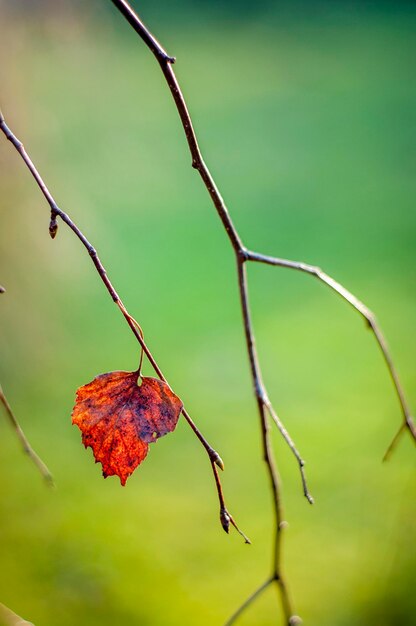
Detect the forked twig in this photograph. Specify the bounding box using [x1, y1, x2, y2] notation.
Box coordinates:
[0, 384, 54, 485]
[108, 1, 415, 622]
[0, 111, 249, 540]
[245, 250, 416, 458]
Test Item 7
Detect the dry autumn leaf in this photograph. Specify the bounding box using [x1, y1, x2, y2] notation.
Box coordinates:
[72, 371, 183, 485]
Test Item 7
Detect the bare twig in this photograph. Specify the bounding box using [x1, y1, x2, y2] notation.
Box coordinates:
[0, 384, 54, 485]
[108, 1, 415, 622]
[264, 399, 313, 504]
[245, 250, 416, 457]
[212, 461, 251, 544]
[0, 111, 244, 538]
[224, 576, 274, 626]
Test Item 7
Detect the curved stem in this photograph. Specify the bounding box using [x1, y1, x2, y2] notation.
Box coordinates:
[0, 384, 54, 485]
[245, 250, 416, 455]
[0, 113, 242, 537]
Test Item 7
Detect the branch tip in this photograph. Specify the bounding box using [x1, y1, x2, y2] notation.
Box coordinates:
[220, 507, 251, 543]
[382, 421, 409, 462]
[49, 215, 58, 239]
[264, 399, 314, 503]
[229, 515, 251, 544]
[213, 452, 225, 471]
[220, 508, 230, 534]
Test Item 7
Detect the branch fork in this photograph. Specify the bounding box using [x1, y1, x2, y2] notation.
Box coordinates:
[107, 3, 414, 622]
[1, 3, 414, 624]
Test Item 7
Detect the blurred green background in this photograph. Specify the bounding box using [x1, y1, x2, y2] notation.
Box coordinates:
[0, 1, 415, 624]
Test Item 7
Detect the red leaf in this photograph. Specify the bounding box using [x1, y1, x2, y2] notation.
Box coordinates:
[72, 371, 183, 485]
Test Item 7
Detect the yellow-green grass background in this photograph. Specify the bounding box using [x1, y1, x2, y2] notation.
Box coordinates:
[0, 2, 415, 624]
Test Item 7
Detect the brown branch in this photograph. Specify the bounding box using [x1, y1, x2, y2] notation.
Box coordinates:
[245, 250, 416, 457]
[224, 576, 274, 626]
[0, 384, 54, 486]
[0, 111, 247, 539]
[225, 574, 302, 626]
[212, 462, 251, 544]
[109, 0, 309, 622]
[108, 1, 415, 623]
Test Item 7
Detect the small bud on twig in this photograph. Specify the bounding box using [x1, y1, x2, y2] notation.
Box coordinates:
[214, 452, 225, 471]
[220, 507, 230, 534]
[49, 214, 58, 239]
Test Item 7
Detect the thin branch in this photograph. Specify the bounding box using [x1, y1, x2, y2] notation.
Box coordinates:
[108, 2, 311, 619]
[0, 111, 245, 537]
[108, 1, 415, 622]
[383, 423, 407, 462]
[237, 260, 296, 622]
[212, 462, 251, 544]
[110, 0, 244, 254]
[245, 250, 416, 455]
[224, 577, 274, 626]
[264, 399, 313, 504]
[0, 384, 54, 485]
[225, 575, 302, 626]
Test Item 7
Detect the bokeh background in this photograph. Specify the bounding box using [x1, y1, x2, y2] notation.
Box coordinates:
[0, 1, 415, 624]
